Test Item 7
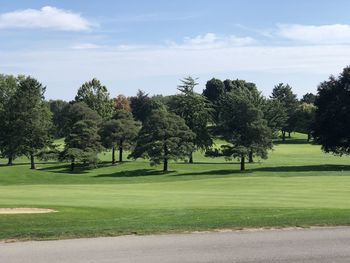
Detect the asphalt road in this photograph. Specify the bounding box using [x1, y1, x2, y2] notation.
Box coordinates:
[1, 227, 350, 262]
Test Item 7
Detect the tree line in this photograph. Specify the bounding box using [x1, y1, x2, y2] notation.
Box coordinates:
[1, 66, 349, 172]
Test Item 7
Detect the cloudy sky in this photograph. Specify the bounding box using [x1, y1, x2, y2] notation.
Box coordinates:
[1, 0, 350, 100]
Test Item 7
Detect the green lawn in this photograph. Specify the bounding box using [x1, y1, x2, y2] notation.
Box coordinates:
[1, 133, 350, 241]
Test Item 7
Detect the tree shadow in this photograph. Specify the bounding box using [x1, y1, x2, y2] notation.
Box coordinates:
[254, 164, 350, 173]
[274, 139, 311, 145]
[95, 169, 175, 178]
[178, 169, 251, 176]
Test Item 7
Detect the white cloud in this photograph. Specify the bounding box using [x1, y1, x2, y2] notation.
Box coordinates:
[278, 24, 350, 44]
[0, 6, 93, 31]
[170, 33, 255, 49]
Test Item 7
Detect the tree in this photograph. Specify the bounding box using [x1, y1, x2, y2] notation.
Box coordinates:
[0, 74, 21, 165]
[168, 77, 213, 163]
[203, 78, 225, 121]
[61, 102, 102, 171]
[270, 83, 298, 141]
[99, 110, 140, 164]
[129, 90, 152, 123]
[295, 102, 316, 141]
[130, 109, 195, 172]
[313, 66, 350, 155]
[11, 77, 53, 169]
[48, 100, 68, 138]
[262, 99, 288, 137]
[114, 94, 130, 112]
[75, 78, 113, 119]
[217, 89, 273, 171]
[301, 93, 316, 104]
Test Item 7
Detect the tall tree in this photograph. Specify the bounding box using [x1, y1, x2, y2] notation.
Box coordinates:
[75, 78, 113, 119]
[48, 99, 68, 138]
[0, 74, 20, 165]
[295, 102, 316, 141]
[129, 90, 152, 123]
[217, 89, 273, 171]
[301, 93, 316, 104]
[270, 83, 298, 141]
[313, 66, 350, 155]
[11, 77, 53, 169]
[61, 103, 102, 171]
[99, 110, 140, 164]
[203, 78, 225, 121]
[168, 77, 213, 163]
[114, 94, 130, 112]
[130, 109, 195, 172]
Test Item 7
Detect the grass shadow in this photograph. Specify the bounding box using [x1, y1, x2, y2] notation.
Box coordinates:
[274, 139, 311, 145]
[95, 169, 175, 178]
[253, 164, 350, 173]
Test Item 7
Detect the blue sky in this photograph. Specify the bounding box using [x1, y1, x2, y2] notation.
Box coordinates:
[1, 0, 350, 100]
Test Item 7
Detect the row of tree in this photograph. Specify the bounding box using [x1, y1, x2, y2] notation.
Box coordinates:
[1, 66, 349, 172]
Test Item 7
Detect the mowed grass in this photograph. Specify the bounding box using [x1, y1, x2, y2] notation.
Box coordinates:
[1, 133, 350, 241]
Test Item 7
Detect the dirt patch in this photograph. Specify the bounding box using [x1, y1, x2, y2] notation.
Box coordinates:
[0, 208, 57, 214]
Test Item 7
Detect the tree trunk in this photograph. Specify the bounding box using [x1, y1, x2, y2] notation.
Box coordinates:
[71, 158, 75, 171]
[119, 139, 123, 163]
[163, 158, 168, 172]
[240, 155, 245, 171]
[288, 132, 291, 138]
[7, 156, 13, 166]
[307, 132, 311, 142]
[30, 153, 35, 170]
[248, 151, 253, 163]
[189, 152, 193, 164]
[282, 130, 286, 142]
[112, 146, 116, 165]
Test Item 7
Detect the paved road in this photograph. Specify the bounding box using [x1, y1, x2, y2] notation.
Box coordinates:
[1, 227, 350, 262]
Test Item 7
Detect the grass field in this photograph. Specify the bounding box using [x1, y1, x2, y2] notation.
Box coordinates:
[1, 133, 350, 241]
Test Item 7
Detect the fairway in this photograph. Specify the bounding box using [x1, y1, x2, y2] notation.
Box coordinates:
[1, 134, 350, 241]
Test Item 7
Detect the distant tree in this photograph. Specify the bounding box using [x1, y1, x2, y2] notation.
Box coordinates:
[61, 102, 102, 171]
[11, 77, 53, 169]
[75, 78, 113, 119]
[168, 77, 213, 163]
[301, 93, 316, 104]
[217, 89, 273, 171]
[270, 83, 298, 141]
[48, 99, 68, 138]
[130, 109, 195, 172]
[99, 110, 140, 164]
[262, 99, 288, 137]
[130, 90, 153, 123]
[203, 78, 225, 104]
[114, 94, 130, 112]
[295, 102, 316, 141]
[313, 66, 350, 155]
[0, 74, 21, 165]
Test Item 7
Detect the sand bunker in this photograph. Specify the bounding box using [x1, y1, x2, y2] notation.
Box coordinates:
[0, 208, 57, 214]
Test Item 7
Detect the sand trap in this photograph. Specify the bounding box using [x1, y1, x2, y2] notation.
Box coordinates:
[0, 208, 57, 214]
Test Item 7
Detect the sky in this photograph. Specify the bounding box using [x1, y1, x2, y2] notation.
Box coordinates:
[1, 0, 350, 100]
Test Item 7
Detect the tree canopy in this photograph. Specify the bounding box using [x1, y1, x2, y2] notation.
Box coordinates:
[130, 109, 195, 171]
[313, 66, 350, 155]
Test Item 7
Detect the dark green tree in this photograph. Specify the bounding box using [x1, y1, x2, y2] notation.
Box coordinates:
[75, 78, 113, 119]
[130, 109, 195, 172]
[313, 66, 350, 155]
[301, 93, 316, 104]
[0, 74, 20, 165]
[262, 99, 288, 137]
[99, 110, 140, 164]
[129, 90, 152, 123]
[11, 77, 53, 169]
[168, 77, 213, 163]
[202, 78, 225, 121]
[295, 102, 316, 141]
[61, 102, 102, 171]
[270, 83, 298, 141]
[48, 99, 68, 138]
[217, 89, 273, 171]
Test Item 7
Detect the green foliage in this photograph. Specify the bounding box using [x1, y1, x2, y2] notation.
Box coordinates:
[262, 99, 288, 136]
[270, 83, 299, 138]
[75, 78, 113, 119]
[313, 66, 350, 155]
[130, 109, 195, 171]
[129, 90, 153, 123]
[61, 103, 102, 170]
[47, 100, 69, 138]
[301, 92, 316, 104]
[217, 88, 273, 170]
[99, 110, 140, 163]
[295, 103, 316, 140]
[168, 77, 213, 162]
